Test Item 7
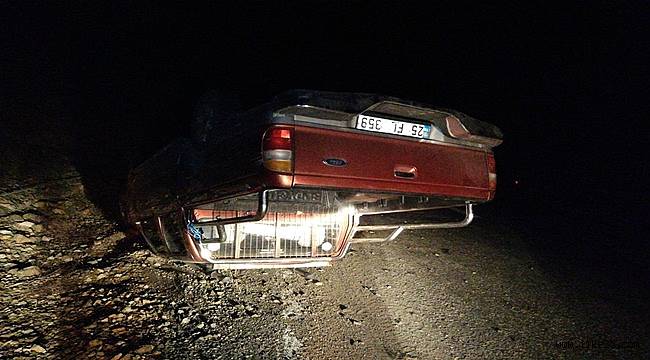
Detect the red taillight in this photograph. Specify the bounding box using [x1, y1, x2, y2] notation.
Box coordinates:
[263, 126, 294, 174]
[487, 153, 497, 191]
[263, 127, 292, 150]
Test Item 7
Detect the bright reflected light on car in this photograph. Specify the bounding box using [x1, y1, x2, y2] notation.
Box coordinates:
[193, 201, 352, 261]
[337, 206, 357, 217]
[200, 246, 213, 260]
[236, 222, 326, 247]
[206, 242, 221, 251]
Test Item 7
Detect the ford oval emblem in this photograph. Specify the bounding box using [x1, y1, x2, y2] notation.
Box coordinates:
[323, 158, 347, 167]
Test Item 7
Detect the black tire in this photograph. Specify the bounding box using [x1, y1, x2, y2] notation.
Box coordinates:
[191, 90, 241, 145]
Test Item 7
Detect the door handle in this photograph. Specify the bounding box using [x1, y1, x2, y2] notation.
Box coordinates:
[394, 165, 417, 179]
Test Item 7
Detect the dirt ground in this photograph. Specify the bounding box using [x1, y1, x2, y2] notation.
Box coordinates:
[1, 170, 649, 359]
[1, 103, 648, 359]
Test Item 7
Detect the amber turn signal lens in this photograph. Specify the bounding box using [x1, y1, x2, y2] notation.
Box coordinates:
[263, 159, 293, 173]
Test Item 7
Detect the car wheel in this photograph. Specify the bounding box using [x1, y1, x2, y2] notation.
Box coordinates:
[191, 90, 241, 145]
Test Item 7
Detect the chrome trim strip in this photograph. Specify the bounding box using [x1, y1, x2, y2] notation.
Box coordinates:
[357, 204, 463, 216]
[210, 260, 332, 270]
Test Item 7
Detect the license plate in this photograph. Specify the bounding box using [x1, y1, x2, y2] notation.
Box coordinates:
[355, 114, 431, 139]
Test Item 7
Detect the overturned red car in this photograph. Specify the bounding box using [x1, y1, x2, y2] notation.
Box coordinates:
[122, 90, 502, 269]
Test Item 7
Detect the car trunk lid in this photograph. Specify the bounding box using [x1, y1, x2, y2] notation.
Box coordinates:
[292, 125, 491, 200]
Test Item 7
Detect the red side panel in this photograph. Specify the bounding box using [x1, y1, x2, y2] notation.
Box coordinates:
[292, 126, 491, 200]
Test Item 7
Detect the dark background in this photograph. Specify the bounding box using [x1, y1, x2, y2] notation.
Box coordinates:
[2, 2, 648, 267]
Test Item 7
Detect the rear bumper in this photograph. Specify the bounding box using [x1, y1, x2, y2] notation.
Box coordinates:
[293, 173, 490, 200]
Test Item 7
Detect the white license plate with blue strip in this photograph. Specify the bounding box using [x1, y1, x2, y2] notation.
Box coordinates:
[355, 114, 431, 139]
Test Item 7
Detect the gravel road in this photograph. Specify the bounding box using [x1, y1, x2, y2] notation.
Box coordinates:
[1, 172, 648, 359]
[1, 104, 648, 359]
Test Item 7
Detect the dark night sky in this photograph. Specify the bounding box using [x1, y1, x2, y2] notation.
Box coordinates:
[2, 1, 648, 218]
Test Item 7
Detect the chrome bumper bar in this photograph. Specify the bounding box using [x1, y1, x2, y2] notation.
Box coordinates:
[166, 190, 475, 268]
[349, 203, 474, 243]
